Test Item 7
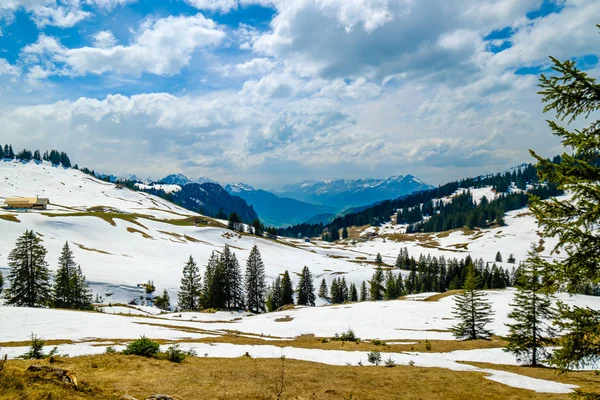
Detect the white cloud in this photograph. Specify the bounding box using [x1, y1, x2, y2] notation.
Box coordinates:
[0, 58, 19, 76]
[22, 14, 226, 77]
[0, 0, 137, 28]
[92, 30, 117, 48]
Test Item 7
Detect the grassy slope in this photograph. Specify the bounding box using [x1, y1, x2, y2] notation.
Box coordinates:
[2, 355, 591, 400]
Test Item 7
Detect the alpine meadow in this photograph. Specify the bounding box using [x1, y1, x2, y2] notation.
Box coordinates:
[0, 2, 599, 400]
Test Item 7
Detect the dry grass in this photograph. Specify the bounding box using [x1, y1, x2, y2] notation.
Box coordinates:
[126, 227, 152, 239]
[463, 362, 600, 395]
[423, 290, 462, 301]
[0, 214, 19, 223]
[1, 354, 578, 400]
[74, 243, 112, 255]
[274, 316, 294, 322]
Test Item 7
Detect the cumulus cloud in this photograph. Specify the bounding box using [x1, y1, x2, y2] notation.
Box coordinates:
[92, 30, 117, 48]
[22, 14, 226, 77]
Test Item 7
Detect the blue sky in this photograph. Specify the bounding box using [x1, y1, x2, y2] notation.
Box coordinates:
[0, 0, 598, 187]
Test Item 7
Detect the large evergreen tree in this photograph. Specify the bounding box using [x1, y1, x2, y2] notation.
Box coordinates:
[318, 278, 328, 299]
[54, 242, 77, 308]
[245, 245, 267, 313]
[222, 245, 244, 309]
[178, 256, 202, 311]
[504, 247, 556, 366]
[451, 265, 494, 340]
[6, 230, 51, 307]
[71, 265, 93, 310]
[360, 281, 368, 301]
[385, 270, 398, 300]
[296, 266, 315, 306]
[281, 270, 294, 305]
[527, 31, 600, 371]
[370, 266, 385, 301]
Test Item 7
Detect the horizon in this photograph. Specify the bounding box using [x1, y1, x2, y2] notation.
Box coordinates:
[0, 0, 598, 187]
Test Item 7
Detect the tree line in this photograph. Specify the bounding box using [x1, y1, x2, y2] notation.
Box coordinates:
[177, 245, 317, 313]
[2, 144, 72, 168]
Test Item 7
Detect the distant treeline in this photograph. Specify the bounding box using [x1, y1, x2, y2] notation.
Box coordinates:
[2, 144, 72, 168]
[277, 160, 564, 239]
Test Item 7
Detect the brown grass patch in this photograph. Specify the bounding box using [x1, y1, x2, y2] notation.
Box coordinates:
[274, 316, 294, 322]
[424, 290, 461, 302]
[74, 243, 112, 255]
[1, 354, 576, 400]
[126, 227, 152, 239]
[462, 362, 600, 394]
[0, 214, 19, 223]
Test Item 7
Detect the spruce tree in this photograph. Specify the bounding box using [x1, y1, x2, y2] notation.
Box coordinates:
[222, 245, 244, 309]
[342, 226, 348, 239]
[71, 265, 92, 310]
[318, 278, 328, 299]
[396, 273, 404, 296]
[155, 289, 171, 311]
[349, 283, 358, 302]
[178, 256, 201, 311]
[375, 253, 383, 265]
[360, 281, 368, 301]
[269, 276, 283, 311]
[296, 266, 315, 306]
[6, 230, 51, 307]
[369, 266, 385, 301]
[245, 245, 266, 313]
[385, 270, 398, 300]
[451, 265, 494, 340]
[495, 252, 503, 263]
[527, 27, 600, 372]
[330, 278, 339, 302]
[281, 271, 294, 305]
[0, 270, 3, 294]
[54, 242, 77, 308]
[504, 247, 556, 366]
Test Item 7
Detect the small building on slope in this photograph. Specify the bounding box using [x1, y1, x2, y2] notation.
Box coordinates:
[3, 197, 49, 210]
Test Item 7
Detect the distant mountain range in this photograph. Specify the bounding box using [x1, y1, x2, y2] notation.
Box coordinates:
[158, 173, 217, 186]
[225, 184, 336, 227]
[138, 173, 433, 228]
[273, 175, 434, 210]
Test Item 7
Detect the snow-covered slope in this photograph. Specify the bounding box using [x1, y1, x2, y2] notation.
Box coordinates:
[0, 160, 374, 304]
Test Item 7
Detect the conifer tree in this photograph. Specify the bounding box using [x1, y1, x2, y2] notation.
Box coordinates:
[451, 265, 494, 340]
[71, 266, 93, 310]
[296, 266, 315, 306]
[318, 278, 328, 299]
[178, 256, 201, 311]
[349, 283, 358, 302]
[495, 252, 503, 263]
[0, 270, 3, 294]
[54, 242, 77, 308]
[330, 278, 340, 303]
[375, 253, 383, 265]
[155, 289, 171, 311]
[281, 270, 294, 305]
[222, 246, 244, 309]
[342, 226, 349, 239]
[395, 250, 403, 269]
[360, 281, 368, 301]
[245, 245, 266, 313]
[370, 266, 385, 301]
[385, 270, 398, 300]
[504, 247, 556, 366]
[268, 276, 283, 311]
[340, 276, 348, 302]
[396, 273, 404, 296]
[6, 230, 51, 307]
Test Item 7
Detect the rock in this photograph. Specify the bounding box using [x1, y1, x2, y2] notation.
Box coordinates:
[145, 395, 177, 400]
[26, 365, 78, 388]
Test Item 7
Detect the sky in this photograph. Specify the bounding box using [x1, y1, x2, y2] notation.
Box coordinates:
[0, 0, 598, 188]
